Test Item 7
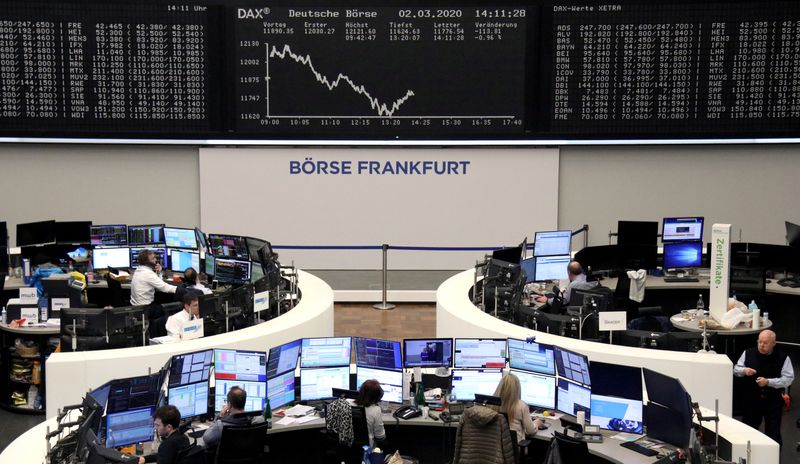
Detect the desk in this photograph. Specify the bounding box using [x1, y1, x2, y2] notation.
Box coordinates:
[669, 314, 772, 335]
[436, 269, 779, 463]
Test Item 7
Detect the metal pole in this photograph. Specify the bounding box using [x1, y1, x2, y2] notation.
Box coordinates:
[374, 244, 395, 310]
[583, 224, 588, 249]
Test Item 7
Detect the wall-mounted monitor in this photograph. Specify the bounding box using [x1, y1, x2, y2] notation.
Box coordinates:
[662, 217, 704, 242]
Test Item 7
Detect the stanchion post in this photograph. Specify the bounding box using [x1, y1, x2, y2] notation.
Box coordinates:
[374, 244, 395, 310]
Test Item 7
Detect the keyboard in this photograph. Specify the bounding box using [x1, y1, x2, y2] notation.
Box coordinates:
[664, 277, 699, 283]
[620, 441, 659, 456]
[778, 278, 800, 288]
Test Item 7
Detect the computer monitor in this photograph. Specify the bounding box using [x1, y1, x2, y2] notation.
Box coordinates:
[554, 347, 591, 386]
[354, 337, 402, 370]
[534, 255, 570, 282]
[589, 361, 642, 400]
[204, 254, 215, 277]
[207, 234, 249, 259]
[492, 246, 523, 264]
[267, 370, 296, 409]
[556, 378, 591, 417]
[163, 227, 198, 250]
[214, 257, 251, 285]
[589, 394, 643, 434]
[169, 249, 200, 272]
[300, 337, 352, 368]
[662, 217, 704, 242]
[167, 349, 213, 388]
[106, 374, 161, 414]
[511, 370, 557, 409]
[642, 368, 692, 413]
[245, 237, 268, 262]
[300, 366, 351, 401]
[519, 257, 537, 284]
[619, 244, 659, 270]
[786, 221, 800, 248]
[645, 402, 691, 448]
[356, 366, 404, 403]
[617, 221, 659, 246]
[450, 369, 503, 402]
[663, 241, 703, 269]
[91, 247, 131, 270]
[127, 224, 165, 246]
[16, 220, 56, 246]
[194, 227, 210, 251]
[0, 221, 6, 247]
[267, 339, 302, 378]
[403, 338, 453, 368]
[507, 338, 556, 376]
[89, 382, 112, 411]
[105, 407, 155, 448]
[168, 382, 209, 420]
[129, 247, 167, 269]
[213, 349, 268, 414]
[453, 338, 506, 369]
[665, 331, 715, 353]
[534, 230, 572, 257]
[60, 308, 107, 338]
[90, 224, 128, 246]
[55, 221, 91, 244]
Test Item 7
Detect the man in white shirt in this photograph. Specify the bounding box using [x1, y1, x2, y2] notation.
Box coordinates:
[130, 250, 177, 306]
[183, 267, 213, 295]
[166, 293, 200, 338]
[534, 260, 597, 307]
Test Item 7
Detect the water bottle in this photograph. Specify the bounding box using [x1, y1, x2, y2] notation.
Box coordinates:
[749, 300, 760, 330]
[763, 312, 769, 324]
[414, 382, 426, 407]
[262, 397, 272, 429]
[696, 294, 705, 313]
[1, 307, 6, 325]
[38, 298, 48, 322]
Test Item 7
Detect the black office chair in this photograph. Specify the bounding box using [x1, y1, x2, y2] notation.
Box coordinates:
[210, 422, 269, 464]
[499, 413, 533, 464]
[323, 402, 370, 464]
[543, 431, 589, 462]
[176, 443, 206, 464]
[106, 268, 125, 308]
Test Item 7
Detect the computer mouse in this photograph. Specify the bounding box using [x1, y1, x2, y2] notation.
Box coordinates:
[538, 423, 550, 430]
[766, 279, 772, 284]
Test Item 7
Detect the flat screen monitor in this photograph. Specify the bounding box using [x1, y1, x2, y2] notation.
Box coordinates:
[534, 230, 572, 257]
[170, 249, 200, 272]
[129, 247, 167, 269]
[0, 221, 6, 247]
[267, 370, 296, 410]
[106, 374, 161, 414]
[204, 254, 215, 277]
[300, 366, 351, 401]
[356, 366, 404, 403]
[168, 382, 209, 420]
[354, 337, 402, 370]
[105, 407, 154, 448]
[662, 217, 704, 242]
[92, 247, 131, 270]
[167, 349, 213, 388]
[194, 227, 209, 250]
[786, 221, 800, 248]
[16, 220, 56, 246]
[55, 221, 91, 244]
[590, 394, 643, 434]
[520, 257, 537, 284]
[90, 224, 128, 246]
[557, 379, 591, 417]
[164, 227, 198, 250]
[589, 361, 642, 400]
[208, 234, 249, 259]
[403, 338, 453, 368]
[534, 255, 570, 282]
[642, 368, 692, 412]
[301, 337, 352, 368]
[89, 382, 112, 411]
[645, 402, 692, 448]
[214, 349, 268, 414]
[454, 338, 506, 369]
[0, 247, 7, 273]
[267, 339, 302, 378]
[214, 257, 251, 284]
[617, 221, 659, 246]
[492, 246, 523, 264]
[507, 339, 556, 376]
[128, 224, 165, 246]
[512, 370, 557, 410]
[663, 241, 703, 270]
[245, 237, 268, 262]
[450, 369, 503, 402]
[554, 347, 591, 386]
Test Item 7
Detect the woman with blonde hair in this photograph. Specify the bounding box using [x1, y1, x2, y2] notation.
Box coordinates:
[493, 373, 543, 441]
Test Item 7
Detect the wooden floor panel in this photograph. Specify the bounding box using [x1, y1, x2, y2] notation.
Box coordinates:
[334, 303, 436, 341]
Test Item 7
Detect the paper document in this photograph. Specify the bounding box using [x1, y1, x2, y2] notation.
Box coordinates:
[294, 415, 319, 424]
[283, 404, 315, 417]
[276, 416, 297, 425]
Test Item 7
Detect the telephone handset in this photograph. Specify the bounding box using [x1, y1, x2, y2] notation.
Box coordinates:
[393, 405, 422, 420]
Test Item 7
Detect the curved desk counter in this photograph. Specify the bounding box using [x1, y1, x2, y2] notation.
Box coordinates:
[45, 270, 334, 417]
[436, 270, 779, 464]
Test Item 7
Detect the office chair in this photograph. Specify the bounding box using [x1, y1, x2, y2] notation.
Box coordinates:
[175, 443, 205, 464]
[323, 402, 370, 464]
[499, 413, 533, 464]
[627, 306, 671, 333]
[210, 421, 269, 464]
[543, 431, 589, 462]
[105, 268, 126, 308]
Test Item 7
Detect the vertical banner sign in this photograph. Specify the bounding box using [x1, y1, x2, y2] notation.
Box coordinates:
[709, 224, 731, 320]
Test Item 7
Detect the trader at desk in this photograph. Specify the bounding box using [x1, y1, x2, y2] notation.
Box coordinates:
[130, 249, 177, 306]
[183, 267, 213, 295]
[203, 386, 261, 448]
[166, 293, 201, 339]
[138, 405, 189, 464]
[534, 260, 597, 309]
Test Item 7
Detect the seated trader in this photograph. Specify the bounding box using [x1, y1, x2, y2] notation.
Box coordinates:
[203, 386, 261, 448]
[356, 379, 387, 448]
[166, 293, 201, 338]
[138, 405, 189, 464]
[131, 250, 176, 306]
[734, 329, 794, 446]
[534, 260, 597, 309]
[493, 373, 544, 442]
[183, 267, 212, 295]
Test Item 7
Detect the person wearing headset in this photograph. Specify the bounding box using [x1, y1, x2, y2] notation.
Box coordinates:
[130, 249, 176, 306]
